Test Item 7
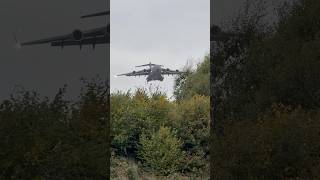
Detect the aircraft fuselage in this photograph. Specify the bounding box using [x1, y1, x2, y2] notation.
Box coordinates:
[147, 65, 164, 82]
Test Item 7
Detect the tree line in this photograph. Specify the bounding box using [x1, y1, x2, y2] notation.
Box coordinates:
[210, 0, 320, 179]
[111, 56, 210, 177]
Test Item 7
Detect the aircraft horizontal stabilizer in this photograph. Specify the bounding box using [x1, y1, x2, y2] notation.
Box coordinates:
[136, 62, 163, 67]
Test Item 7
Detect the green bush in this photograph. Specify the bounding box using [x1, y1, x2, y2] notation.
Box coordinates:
[174, 95, 210, 172]
[211, 105, 320, 179]
[0, 77, 109, 179]
[174, 56, 210, 101]
[138, 127, 185, 175]
[111, 89, 174, 157]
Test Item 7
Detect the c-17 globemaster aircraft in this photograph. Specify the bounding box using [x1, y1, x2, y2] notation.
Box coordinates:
[116, 62, 184, 82]
[15, 11, 109, 50]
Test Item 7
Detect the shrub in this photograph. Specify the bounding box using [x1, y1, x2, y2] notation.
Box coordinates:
[139, 127, 184, 175]
[211, 105, 320, 179]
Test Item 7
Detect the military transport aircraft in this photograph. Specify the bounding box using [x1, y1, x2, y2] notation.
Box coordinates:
[116, 62, 184, 82]
[15, 11, 109, 49]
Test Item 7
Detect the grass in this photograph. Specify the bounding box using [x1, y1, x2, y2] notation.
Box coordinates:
[111, 155, 209, 180]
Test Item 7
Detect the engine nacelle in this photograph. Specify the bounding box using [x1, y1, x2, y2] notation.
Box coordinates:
[72, 29, 83, 41]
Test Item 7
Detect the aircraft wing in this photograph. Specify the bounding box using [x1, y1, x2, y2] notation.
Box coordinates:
[81, 11, 110, 18]
[52, 26, 109, 48]
[20, 34, 72, 46]
[51, 36, 108, 47]
[161, 68, 183, 75]
[117, 69, 150, 77]
[20, 25, 109, 48]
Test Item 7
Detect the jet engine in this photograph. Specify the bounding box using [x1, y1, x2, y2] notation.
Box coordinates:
[72, 29, 83, 41]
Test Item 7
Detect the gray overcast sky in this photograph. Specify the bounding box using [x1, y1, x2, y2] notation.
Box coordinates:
[0, 0, 283, 101]
[110, 0, 210, 98]
[0, 0, 109, 101]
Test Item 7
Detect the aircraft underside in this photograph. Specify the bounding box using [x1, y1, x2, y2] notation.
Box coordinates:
[147, 75, 164, 82]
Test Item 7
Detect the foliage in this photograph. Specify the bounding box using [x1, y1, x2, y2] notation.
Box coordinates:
[111, 55, 210, 176]
[111, 87, 210, 175]
[210, 0, 320, 179]
[139, 127, 184, 175]
[0, 77, 109, 179]
[175, 95, 210, 172]
[111, 89, 173, 157]
[212, 0, 320, 122]
[174, 56, 210, 101]
[211, 105, 320, 179]
[111, 155, 209, 180]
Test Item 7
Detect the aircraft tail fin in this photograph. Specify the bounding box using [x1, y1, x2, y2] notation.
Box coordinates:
[12, 32, 21, 49]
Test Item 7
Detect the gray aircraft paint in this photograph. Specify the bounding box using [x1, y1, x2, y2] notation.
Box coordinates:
[117, 63, 182, 82]
[148, 65, 164, 82]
